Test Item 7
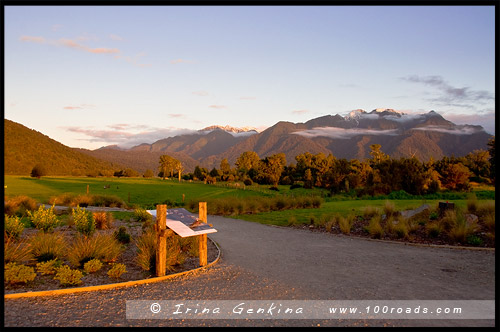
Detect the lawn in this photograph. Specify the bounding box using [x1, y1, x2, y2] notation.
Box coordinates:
[3, 176, 273, 209]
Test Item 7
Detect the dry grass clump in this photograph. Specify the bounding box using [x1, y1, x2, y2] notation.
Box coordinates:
[338, 214, 355, 234]
[4, 234, 34, 264]
[28, 231, 68, 262]
[4, 196, 39, 217]
[366, 215, 384, 239]
[92, 211, 114, 230]
[363, 206, 382, 219]
[67, 233, 124, 268]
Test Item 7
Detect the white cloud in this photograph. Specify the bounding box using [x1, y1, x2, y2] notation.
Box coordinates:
[293, 127, 400, 139]
[411, 125, 485, 135]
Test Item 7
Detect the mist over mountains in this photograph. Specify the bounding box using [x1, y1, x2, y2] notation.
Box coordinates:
[80, 109, 491, 173]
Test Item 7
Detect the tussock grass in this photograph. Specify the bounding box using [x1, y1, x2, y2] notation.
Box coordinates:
[4, 195, 39, 217]
[28, 231, 68, 262]
[366, 215, 384, 239]
[4, 234, 34, 264]
[67, 233, 123, 268]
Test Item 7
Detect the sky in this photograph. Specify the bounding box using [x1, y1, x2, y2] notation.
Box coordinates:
[4, 5, 495, 150]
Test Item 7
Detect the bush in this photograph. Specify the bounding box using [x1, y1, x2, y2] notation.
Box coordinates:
[30, 164, 47, 178]
[134, 230, 157, 272]
[363, 206, 381, 219]
[5, 214, 25, 239]
[133, 208, 153, 223]
[287, 215, 299, 226]
[93, 211, 114, 230]
[28, 205, 60, 232]
[29, 231, 68, 262]
[426, 221, 444, 238]
[5, 262, 36, 284]
[4, 235, 33, 264]
[366, 216, 384, 239]
[447, 213, 479, 244]
[4, 195, 38, 217]
[36, 259, 62, 275]
[53, 265, 83, 286]
[383, 200, 397, 218]
[107, 263, 127, 279]
[67, 233, 123, 268]
[114, 226, 131, 244]
[72, 206, 95, 236]
[83, 258, 103, 273]
[338, 215, 353, 234]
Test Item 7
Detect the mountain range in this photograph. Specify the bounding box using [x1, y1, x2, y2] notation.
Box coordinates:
[4, 109, 493, 175]
[80, 109, 492, 173]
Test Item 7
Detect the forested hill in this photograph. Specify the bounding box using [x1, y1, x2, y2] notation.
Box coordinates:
[4, 119, 123, 176]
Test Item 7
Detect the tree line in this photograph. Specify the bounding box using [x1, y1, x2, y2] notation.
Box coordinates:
[177, 137, 495, 195]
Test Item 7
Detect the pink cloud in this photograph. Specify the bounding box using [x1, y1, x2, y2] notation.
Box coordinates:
[19, 35, 46, 44]
[292, 109, 309, 115]
[88, 47, 120, 54]
[64, 106, 83, 110]
[171, 59, 195, 64]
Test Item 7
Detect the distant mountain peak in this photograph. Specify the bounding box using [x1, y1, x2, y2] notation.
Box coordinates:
[200, 125, 258, 135]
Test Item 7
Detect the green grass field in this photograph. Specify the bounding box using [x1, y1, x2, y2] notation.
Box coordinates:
[4, 175, 494, 228]
[4, 176, 274, 208]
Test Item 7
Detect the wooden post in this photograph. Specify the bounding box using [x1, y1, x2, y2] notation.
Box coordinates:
[198, 202, 207, 267]
[86, 184, 89, 195]
[155, 204, 167, 277]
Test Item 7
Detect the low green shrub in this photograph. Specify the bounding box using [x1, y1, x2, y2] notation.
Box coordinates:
[114, 226, 131, 244]
[5, 262, 36, 284]
[133, 208, 153, 223]
[36, 259, 62, 275]
[83, 258, 103, 273]
[107, 263, 127, 279]
[72, 206, 95, 236]
[53, 265, 83, 286]
[5, 214, 25, 239]
[27, 205, 59, 232]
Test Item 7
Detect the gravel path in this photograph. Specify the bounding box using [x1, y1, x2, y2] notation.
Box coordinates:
[4, 213, 495, 327]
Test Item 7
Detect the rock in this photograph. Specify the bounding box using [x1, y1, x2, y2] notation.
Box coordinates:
[400, 204, 431, 219]
[465, 214, 479, 225]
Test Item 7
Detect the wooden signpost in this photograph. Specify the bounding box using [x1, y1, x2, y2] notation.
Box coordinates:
[198, 202, 208, 267]
[149, 202, 216, 277]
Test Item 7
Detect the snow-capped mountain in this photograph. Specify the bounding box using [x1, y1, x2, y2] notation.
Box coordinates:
[200, 125, 258, 135]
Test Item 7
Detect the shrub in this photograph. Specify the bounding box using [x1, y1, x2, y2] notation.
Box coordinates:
[393, 218, 409, 239]
[72, 206, 95, 236]
[67, 233, 123, 268]
[5, 262, 36, 284]
[165, 233, 185, 271]
[73, 195, 92, 207]
[440, 210, 458, 231]
[83, 259, 103, 273]
[483, 214, 495, 233]
[476, 200, 495, 219]
[366, 216, 384, 239]
[466, 194, 479, 214]
[91, 194, 126, 208]
[179, 236, 199, 257]
[466, 235, 483, 246]
[36, 259, 62, 275]
[107, 263, 127, 279]
[426, 222, 444, 238]
[5, 214, 25, 239]
[4, 195, 38, 217]
[311, 196, 323, 208]
[134, 230, 157, 272]
[133, 208, 153, 223]
[53, 265, 83, 286]
[4, 235, 33, 264]
[93, 211, 114, 230]
[447, 214, 479, 244]
[114, 226, 131, 244]
[338, 215, 352, 234]
[29, 231, 68, 262]
[383, 200, 397, 218]
[243, 178, 253, 186]
[363, 206, 381, 219]
[28, 205, 59, 232]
